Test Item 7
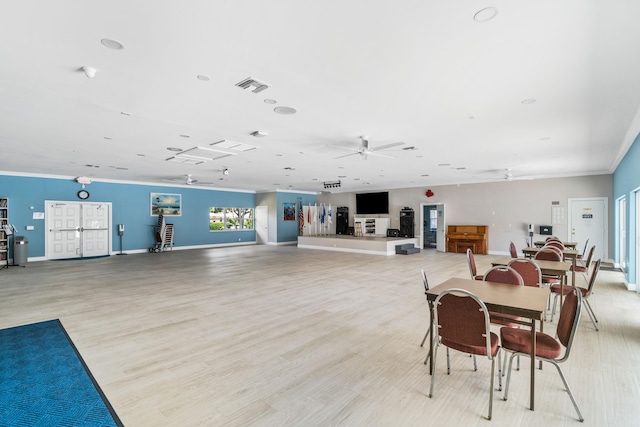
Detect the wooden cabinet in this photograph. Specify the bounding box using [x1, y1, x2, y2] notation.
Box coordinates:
[0, 198, 8, 263]
[446, 225, 488, 254]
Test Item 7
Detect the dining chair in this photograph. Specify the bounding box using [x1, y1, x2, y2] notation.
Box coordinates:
[483, 266, 524, 329]
[420, 269, 431, 347]
[509, 241, 518, 258]
[429, 288, 501, 420]
[544, 240, 565, 251]
[576, 238, 589, 266]
[570, 245, 595, 284]
[534, 247, 563, 261]
[551, 259, 601, 330]
[466, 248, 483, 280]
[501, 287, 584, 422]
[507, 258, 542, 288]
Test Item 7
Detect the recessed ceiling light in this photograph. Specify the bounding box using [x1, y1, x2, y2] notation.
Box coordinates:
[100, 38, 125, 50]
[338, 175, 347, 178]
[456, 167, 466, 170]
[421, 174, 430, 177]
[275, 154, 283, 157]
[402, 146, 417, 151]
[137, 154, 145, 157]
[274, 106, 297, 115]
[468, 116, 476, 119]
[120, 111, 131, 116]
[167, 147, 182, 152]
[103, 136, 112, 140]
[438, 163, 451, 167]
[264, 99, 277, 104]
[197, 75, 210, 81]
[521, 98, 537, 104]
[473, 7, 499, 23]
[540, 137, 551, 140]
[179, 134, 190, 138]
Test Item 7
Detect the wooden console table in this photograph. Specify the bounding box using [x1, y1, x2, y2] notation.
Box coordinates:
[446, 225, 488, 254]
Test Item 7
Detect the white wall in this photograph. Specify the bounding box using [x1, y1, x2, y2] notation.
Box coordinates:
[318, 175, 613, 256]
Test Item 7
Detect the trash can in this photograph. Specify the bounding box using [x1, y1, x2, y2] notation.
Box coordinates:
[13, 236, 28, 265]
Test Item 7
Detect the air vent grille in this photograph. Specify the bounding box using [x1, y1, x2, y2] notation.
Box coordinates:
[235, 77, 270, 93]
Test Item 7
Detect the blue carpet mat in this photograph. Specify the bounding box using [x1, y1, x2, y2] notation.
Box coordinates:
[0, 320, 123, 426]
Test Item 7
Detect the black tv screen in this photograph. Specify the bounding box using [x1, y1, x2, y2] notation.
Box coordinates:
[356, 192, 389, 215]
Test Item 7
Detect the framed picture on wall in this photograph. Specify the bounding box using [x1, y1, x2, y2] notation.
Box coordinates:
[151, 193, 182, 216]
[283, 202, 296, 221]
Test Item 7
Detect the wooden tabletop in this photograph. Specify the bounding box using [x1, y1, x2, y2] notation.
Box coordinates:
[491, 257, 572, 276]
[426, 277, 549, 319]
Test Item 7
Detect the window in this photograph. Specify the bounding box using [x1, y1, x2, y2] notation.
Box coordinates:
[429, 209, 438, 230]
[209, 207, 254, 231]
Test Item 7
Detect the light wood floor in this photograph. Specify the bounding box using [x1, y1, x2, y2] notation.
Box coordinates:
[1, 246, 639, 426]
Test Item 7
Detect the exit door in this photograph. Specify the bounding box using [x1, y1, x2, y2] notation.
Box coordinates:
[45, 201, 111, 260]
[568, 198, 607, 262]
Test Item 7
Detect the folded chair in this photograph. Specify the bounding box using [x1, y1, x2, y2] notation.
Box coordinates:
[429, 288, 501, 420]
[501, 287, 584, 422]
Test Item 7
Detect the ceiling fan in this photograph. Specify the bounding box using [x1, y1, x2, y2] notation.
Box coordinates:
[474, 167, 543, 182]
[329, 136, 404, 159]
[162, 174, 215, 185]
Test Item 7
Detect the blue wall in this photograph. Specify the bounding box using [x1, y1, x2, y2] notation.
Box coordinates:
[613, 132, 640, 286]
[276, 192, 317, 242]
[0, 174, 256, 257]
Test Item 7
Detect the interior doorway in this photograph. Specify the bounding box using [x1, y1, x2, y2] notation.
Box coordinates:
[45, 201, 111, 260]
[255, 205, 268, 244]
[617, 196, 626, 270]
[568, 197, 608, 262]
[420, 203, 445, 252]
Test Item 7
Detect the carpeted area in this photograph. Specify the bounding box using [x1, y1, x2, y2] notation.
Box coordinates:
[0, 320, 123, 426]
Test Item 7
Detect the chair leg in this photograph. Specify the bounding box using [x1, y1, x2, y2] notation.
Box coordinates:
[488, 356, 495, 420]
[550, 360, 584, 422]
[429, 340, 440, 398]
[583, 299, 599, 331]
[497, 349, 502, 391]
[503, 352, 518, 401]
[472, 354, 477, 371]
[420, 327, 430, 347]
[446, 347, 451, 374]
[550, 293, 560, 322]
[423, 346, 432, 365]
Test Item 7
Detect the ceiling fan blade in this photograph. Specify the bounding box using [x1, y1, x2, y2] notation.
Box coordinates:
[334, 152, 359, 159]
[328, 144, 358, 152]
[367, 151, 395, 158]
[370, 141, 404, 152]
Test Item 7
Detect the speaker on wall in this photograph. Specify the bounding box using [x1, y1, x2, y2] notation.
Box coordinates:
[399, 208, 415, 238]
[336, 206, 349, 235]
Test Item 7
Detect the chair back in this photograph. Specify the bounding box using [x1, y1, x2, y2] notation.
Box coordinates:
[466, 248, 478, 279]
[580, 238, 590, 258]
[583, 245, 596, 269]
[556, 287, 583, 362]
[507, 259, 542, 287]
[546, 236, 561, 242]
[545, 240, 565, 250]
[534, 247, 562, 261]
[509, 241, 518, 258]
[584, 259, 601, 297]
[421, 268, 429, 297]
[433, 288, 494, 358]
[483, 265, 524, 286]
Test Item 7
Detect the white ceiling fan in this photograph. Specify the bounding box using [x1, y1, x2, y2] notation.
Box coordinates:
[162, 174, 215, 185]
[474, 167, 543, 182]
[329, 136, 404, 159]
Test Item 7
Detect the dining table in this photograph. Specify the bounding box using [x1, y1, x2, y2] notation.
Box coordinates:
[426, 277, 550, 410]
[491, 257, 572, 284]
[533, 241, 578, 249]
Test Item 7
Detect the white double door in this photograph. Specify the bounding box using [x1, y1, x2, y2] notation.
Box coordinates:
[45, 201, 111, 260]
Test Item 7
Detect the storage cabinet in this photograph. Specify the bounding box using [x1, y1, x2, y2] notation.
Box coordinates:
[354, 217, 390, 236]
[446, 225, 488, 254]
[0, 198, 8, 262]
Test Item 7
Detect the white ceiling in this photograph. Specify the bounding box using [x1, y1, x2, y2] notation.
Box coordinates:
[2, 1, 640, 193]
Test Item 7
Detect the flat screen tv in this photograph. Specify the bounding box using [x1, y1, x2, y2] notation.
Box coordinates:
[356, 192, 389, 215]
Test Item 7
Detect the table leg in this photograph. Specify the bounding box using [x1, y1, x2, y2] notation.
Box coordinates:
[530, 318, 536, 410]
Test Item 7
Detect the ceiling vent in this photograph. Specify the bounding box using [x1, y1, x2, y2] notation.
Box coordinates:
[235, 77, 270, 93]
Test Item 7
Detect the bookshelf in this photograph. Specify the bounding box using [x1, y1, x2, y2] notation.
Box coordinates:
[0, 197, 8, 263]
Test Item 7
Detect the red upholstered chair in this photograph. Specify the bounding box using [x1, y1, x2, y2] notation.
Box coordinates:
[509, 241, 518, 258]
[483, 266, 524, 328]
[466, 248, 483, 280]
[507, 259, 542, 288]
[544, 240, 565, 254]
[429, 288, 501, 420]
[570, 245, 595, 284]
[551, 259, 601, 330]
[501, 287, 584, 422]
[536, 246, 563, 261]
[576, 238, 589, 265]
